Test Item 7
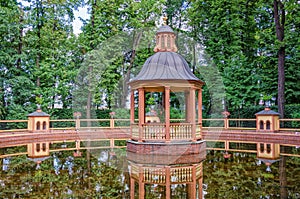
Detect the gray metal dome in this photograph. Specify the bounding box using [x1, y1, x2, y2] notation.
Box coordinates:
[156, 25, 174, 34]
[131, 52, 200, 82]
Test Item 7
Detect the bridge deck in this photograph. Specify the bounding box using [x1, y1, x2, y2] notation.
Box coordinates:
[0, 128, 299, 148]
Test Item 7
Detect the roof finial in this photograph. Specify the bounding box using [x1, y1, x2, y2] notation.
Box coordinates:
[163, 14, 168, 26]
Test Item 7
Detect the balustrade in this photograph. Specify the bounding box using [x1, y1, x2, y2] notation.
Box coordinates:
[143, 167, 166, 184]
[131, 123, 139, 140]
[170, 123, 192, 139]
[132, 123, 197, 141]
[142, 123, 166, 140]
[170, 167, 193, 183]
[142, 165, 197, 184]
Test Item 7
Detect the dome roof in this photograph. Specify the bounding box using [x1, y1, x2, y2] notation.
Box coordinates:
[28, 107, 50, 117]
[255, 107, 280, 116]
[131, 52, 200, 82]
[156, 25, 174, 34]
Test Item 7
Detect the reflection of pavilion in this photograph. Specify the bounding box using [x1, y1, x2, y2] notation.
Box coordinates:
[127, 152, 205, 199]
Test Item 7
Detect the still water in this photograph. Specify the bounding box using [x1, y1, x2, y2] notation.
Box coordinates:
[0, 141, 299, 198]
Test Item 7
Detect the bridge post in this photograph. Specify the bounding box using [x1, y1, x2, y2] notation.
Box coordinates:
[73, 112, 81, 130]
[225, 141, 230, 151]
[75, 118, 80, 129]
[110, 139, 115, 148]
[110, 118, 115, 128]
[222, 111, 230, 129]
[224, 118, 229, 129]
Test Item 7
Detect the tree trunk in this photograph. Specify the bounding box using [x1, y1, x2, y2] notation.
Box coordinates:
[17, 8, 23, 70]
[120, 31, 143, 108]
[86, 0, 97, 126]
[279, 156, 287, 199]
[274, 0, 285, 118]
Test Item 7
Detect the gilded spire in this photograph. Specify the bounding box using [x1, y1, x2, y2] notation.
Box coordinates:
[163, 15, 168, 26]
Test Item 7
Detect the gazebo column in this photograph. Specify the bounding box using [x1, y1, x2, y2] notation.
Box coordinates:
[138, 88, 145, 142]
[139, 167, 145, 199]
[190, 88, 196, 141]
[198, 177, 203, 199]
[197, 89, 202, 125]
[166, 166, 171, 198]
[197, 89, 202, 140]
[185, 90, 190, 122]
[130, 90, 135, 124]
[165, 86, 170, 141]
[130, 177, 135, 199]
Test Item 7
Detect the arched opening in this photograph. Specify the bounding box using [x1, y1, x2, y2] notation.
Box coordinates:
[36, 143, 40, 152]
[42, 143, 47, 151]
[167, 35, 171, 48]
[266, 121, 271, 130]
[260, 143, 264, 153]
[266, 144, 271, 153]
[36, 121, 41, 130]
[161, 35, 165, 48]
[43, 121, 47, 130]
[259, 121, 264, 130]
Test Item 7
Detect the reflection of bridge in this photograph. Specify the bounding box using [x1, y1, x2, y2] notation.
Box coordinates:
[0, 117, 299, 149]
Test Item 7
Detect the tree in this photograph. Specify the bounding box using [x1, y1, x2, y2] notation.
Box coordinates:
[273, 0, 285, 118]
[77, 0, 163, 112]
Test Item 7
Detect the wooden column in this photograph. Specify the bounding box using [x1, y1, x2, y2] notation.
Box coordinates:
[165, 87, 170, 141]
[190, 88, 196, 141]
[166, 166, 171, 199]
[185, 90, 190, 122]
[138, 88, 145, 142]
[187, 165, 197, 199]
[197, 89, 202, 126]
[130, 177, 135, 199]
[139, 167, 145, 199]
[198, 177, 203, 199]
[130, 90, 135, 124]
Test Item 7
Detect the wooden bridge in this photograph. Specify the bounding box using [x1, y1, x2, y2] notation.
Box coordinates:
[1, 117, 299, 148]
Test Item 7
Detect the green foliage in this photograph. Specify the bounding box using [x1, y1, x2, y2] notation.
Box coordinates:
[170, 107, 184, 120]
[0, 0, 299, 121]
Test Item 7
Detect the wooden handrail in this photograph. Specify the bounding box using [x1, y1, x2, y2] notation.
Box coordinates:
[1, 118, 299, 132]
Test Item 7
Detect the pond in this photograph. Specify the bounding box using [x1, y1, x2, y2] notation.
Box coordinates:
[0, 141, 299, 198]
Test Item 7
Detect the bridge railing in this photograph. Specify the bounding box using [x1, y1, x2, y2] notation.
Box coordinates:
[202, 118, 257, 130]
[279, 119, 300, 132]
[0, 120, 28, 132]
[1, 118, 300, 133]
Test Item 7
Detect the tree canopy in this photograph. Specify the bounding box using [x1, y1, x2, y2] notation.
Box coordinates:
[0, 0, 299, 120]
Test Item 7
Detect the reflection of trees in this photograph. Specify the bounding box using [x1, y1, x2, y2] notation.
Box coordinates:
[279, 156, 287, 199]
[0, 148, 299, 198]
[202, 150, 300, 198]
[0, 149, 129, 198]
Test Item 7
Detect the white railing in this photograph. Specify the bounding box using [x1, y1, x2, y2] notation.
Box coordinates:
[170, 123, 192, 139]
[142, 123, 166, 140]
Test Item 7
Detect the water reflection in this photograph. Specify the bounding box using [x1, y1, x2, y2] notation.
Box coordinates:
[127, 152, 205, 199]
[0, 141, 299, 198]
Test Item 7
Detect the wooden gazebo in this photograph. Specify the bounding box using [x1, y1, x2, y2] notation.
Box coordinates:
[127, 20, 205, 155]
